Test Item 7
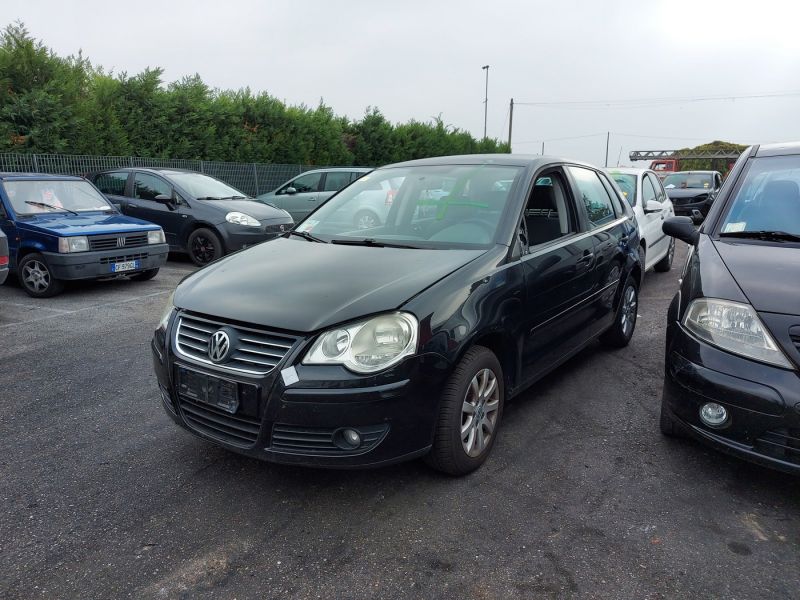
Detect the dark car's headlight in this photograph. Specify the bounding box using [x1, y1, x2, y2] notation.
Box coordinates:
[683, 298, 792, 368]
[155, 292, 176, 346]
[303, 312, 418, 373]
[226, 212, 260, 227]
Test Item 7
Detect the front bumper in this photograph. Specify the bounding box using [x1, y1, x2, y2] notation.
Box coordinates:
[152, 320, 450, 468]
[219, 219, 294, 252]
[43, 243, 169, 280]
[663, 320, 800, 474]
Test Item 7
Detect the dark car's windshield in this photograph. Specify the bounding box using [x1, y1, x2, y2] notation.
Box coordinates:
[609, 172, 637, 206]
[294, 164, 524, 249]
[2, 180, 114, 216]
[720, 155, 800, 237]
[165, 172, 248, 199]
[663, 172, 713, 190]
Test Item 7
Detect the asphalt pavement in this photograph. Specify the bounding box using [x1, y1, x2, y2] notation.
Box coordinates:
[1, 245, 798, 599]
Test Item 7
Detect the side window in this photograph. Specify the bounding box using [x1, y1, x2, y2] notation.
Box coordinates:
[523, 172, 576, 247]
[133, 173, 171, 201]
[567, 166, 616, 228]
[599, 173, 626, 217]
[280, 172, 322, 194]
[649, 173, 667, 201]
[94, 172, 128, 196]
[322, 172, 352, 192]
[642, 175, 658, 206]
[350, 171, 367, 183]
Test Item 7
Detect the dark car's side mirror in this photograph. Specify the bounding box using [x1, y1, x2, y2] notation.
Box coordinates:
[155, 194, 172, 204]
[663, 216, 699, 245]
[285, 187, 298, 195]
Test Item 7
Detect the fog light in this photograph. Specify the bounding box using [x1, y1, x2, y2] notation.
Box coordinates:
[343, 429, 361, 447]
[700, 402, 728, 427]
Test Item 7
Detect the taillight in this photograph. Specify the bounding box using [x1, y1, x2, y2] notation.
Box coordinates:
[385, 190, 396, 206]
[0, 255, 8, 267]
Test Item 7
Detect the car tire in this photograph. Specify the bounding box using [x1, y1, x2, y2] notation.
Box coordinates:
[599, 276, 638, 348]
[354, 210, 380, 230]
[129, 268, 159, 281]
[18, 253, 64, 298]
[659, 391, 684, 437]
[425, 346, 504, 476]
[188, 228, 223, 266]
[654, 238, 675, 272]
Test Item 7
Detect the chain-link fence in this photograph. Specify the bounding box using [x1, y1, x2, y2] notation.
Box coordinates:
[0, 153, 348, 197]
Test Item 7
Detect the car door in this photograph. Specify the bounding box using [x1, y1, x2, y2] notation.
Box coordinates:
[518, 168, 599, 382]
[638, 173, 669, 266]
[92, 171, 130, 211]
[129, 172, 187, 248]
[272, 171, 323, 222]
[0, 193, 19, 270]
[566, 166, 635, 337]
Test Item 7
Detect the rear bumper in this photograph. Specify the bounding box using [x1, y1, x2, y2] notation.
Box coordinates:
[0, 266, 7, 286]
[43, 243, 169, 280]
[663, 320, 800, 474]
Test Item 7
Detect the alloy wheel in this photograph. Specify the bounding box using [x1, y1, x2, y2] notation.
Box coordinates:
[461, 368, 500, 457]
[620, 285, 638, 338]
[356, 213, 378, 229]
[22, 260, 51, 293]
[191, 235, 216, 263]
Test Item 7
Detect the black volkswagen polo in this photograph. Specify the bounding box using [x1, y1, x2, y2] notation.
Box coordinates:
[152, 155, 641, 475]
[660, 142, 800, 473]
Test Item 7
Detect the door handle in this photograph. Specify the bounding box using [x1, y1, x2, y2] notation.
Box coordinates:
[578, 252, 594, 264]
[620, 235, 629, 243]
[128, 204, 138, 208]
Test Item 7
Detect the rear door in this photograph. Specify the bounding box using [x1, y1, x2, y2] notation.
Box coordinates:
[272, 171, 323, 222]
[518, 167, 598, 382]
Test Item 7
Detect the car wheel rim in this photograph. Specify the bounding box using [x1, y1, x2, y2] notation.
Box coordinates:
[620, 285, 638, 337]
[192, 236, 215, 263]
[461, 368, 500, 458]
[357, 214, 377, 229]
[668, 239, 675, 264]
[22, 260, 50, 292]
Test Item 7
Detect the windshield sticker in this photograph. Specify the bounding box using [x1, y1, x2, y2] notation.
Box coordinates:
[297, 220, 319, 232]
[665, 184, 675, 189]
[722, 222, 746, 233]
[703, 182, 709, 188]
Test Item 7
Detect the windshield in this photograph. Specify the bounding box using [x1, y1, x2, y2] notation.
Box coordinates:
[720, 155, 800, 237]
[609, 172, 637, 206]
[3, 180, 114, 216]
[295, 164, 524, 249]
[663, 172, 713, 190]
[165, 171, 248, 199]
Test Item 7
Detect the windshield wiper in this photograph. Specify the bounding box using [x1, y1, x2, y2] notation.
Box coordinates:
[219, 195, 247, 200]
[720, 230, 800, 243]
[25, 201, 79, 216]
[286, 230, 327, 243]
[331, 238, 420, 249]
[196, 196, 223, 200]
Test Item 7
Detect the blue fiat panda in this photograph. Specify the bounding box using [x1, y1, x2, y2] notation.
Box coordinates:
[0, 173, 169, 297]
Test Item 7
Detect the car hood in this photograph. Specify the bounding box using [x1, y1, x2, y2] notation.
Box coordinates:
[199, 199, 291, 220]
[665, 188, 710, 199]
[714, 239, 800, 315]
[15, 212, 159, 236]
[174, 238, 486, 332]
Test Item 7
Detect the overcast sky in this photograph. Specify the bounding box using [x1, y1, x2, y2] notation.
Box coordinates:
[6, 0, 800, 166]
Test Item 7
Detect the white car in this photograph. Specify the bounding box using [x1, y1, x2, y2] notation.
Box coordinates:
[607, 167, 676, 272]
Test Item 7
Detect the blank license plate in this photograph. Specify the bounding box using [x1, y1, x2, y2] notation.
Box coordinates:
[112, 260, 139, 273]
[177, 367, 239, 414]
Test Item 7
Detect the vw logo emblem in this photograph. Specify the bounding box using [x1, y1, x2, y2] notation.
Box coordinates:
[208, 330, 231, 362]
[279, 225, 285, 232]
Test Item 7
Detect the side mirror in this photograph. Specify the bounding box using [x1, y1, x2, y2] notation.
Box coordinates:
[154, 194, 172, 204]
[644, 200, 663, 213]
[663, 216, 699, 245]
[285, 187, 298, 195]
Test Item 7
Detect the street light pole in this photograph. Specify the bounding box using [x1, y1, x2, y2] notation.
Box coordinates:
[482, 65, 489, 140]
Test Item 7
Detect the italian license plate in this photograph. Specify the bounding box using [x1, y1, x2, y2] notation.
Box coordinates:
[177, 367, 239, 414]
[111, 260, 139, 273]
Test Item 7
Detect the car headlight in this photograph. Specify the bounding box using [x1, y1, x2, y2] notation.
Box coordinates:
[156, 292, 176, 335]
[226, 212, 260, 227]
[57, 236, 89, 253]
[683, 298, 792, 368]
[303, 312, 418, 373]
[148, 229, 166, 244]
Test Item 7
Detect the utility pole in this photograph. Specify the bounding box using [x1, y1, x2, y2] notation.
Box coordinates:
[507, 98, 514, 151]
[604, 131, 610, 167]
[482, 65, 490, 140]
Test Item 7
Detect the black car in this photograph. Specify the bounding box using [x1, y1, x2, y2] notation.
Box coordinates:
[91, 169, 294, 265]
[152, 155, 642, 475]
[662, 170, 723, 222]
[0, 228, 8, 286]
[660, 142, 800, 473]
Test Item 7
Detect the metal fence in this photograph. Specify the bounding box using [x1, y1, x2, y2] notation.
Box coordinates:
[0, 153, 344, 197]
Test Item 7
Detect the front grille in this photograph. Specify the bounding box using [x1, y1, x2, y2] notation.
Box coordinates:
[175, 313, 297, 375]
[264, 223, 292, 236]
[271, 423, 389, 455]
[790, 333, 800, 354]
[99, 252, 149, 264]
[754, 429, 800, 465]
[89, 233, 149, 251]
[179, 394, 261, 447]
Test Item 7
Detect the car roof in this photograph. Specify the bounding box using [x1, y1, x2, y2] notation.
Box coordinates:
[380, 154, 596, 170]
[294, 167, 373, 175]
[607, 167, 648, 175]
[754, 141, 800, 157]
[0, 172, 85, 181]
[664, 170, 719, 175]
